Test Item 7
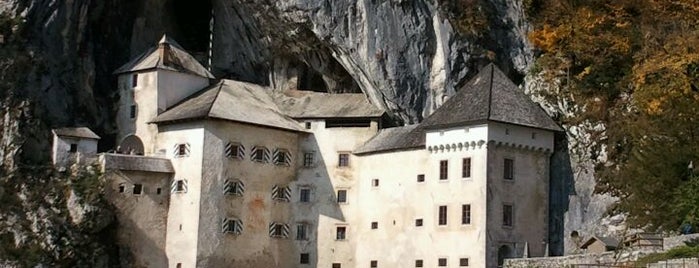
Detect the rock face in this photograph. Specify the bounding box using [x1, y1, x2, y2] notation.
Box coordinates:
[1, 0, 616, 260]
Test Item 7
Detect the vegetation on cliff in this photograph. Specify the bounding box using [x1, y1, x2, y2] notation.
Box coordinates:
[0, 13, 119, 267]
[528, 0, 699, 231]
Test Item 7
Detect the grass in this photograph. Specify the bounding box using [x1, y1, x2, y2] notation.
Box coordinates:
[634, 244, 699, 267]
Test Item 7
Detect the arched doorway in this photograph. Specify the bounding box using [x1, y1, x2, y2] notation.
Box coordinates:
[119, 135, 144, 155]
[497, 245, 513, 267]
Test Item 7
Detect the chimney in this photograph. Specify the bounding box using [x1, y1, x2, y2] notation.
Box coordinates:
[158, 34, 171, 66]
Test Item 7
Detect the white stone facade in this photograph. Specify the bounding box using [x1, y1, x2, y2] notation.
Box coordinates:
[96, 36, 561, 268]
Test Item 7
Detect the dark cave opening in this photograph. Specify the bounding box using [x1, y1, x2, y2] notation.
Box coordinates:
[171, 0, 212, 53]
[297, 66, 328, 92]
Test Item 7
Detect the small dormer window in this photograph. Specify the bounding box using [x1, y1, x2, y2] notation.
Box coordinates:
[69, 144, 78, 153]
[131, 74, 138, 88]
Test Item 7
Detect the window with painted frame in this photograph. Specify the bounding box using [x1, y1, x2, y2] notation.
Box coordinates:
[225, 142, 245, 160]
[222, 218, 243, 235]
[223, 179, 245, 196]
[251, 146, 270, 163]
[273, 148, 292, 166]
[272, 185, 291, 202]
[269, 222, 290, 238]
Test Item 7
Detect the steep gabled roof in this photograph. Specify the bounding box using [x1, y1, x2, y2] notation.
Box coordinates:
[274, 90, 384, 119]
[52, 127, 100, 140]
[353, 125, 425, 155]
[152, 80, 306, 132]
[114, 35, 214, 79]
[420, 63, 562, 132]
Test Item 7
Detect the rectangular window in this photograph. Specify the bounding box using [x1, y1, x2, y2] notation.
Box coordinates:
[415, 219, 423, 227]
[415, 260, 423, 267]
[503, 204, 514, 227]
[325, 118, 371, 128]
[299, 188, 311, 202]
[224, 142, 244, 160]
[133, 184, 143, 195]
[174, 143, 190, 158]
[69, 143, 78, 153]
[338, 153, 350, 167]
[131, 74, 138, 88]
[337, 190, 347, 203]
[118, 184, 125, 193]
[130, 105, 137, 119]
[462, 204, 471, 225]
[305, 122, 312, 129]
[296, 223, 309, 240]
[438, 258, 447, 267]
[300, 253, 310, 264]
[172, 179, 188, 194]
[438, 206, 447, 225]
[504, 158, 514, 180]
[372, 179, 379, 187]
[252, 146, 268, 163]
[370, 260, 377, 268]
[371, 222, 378, 229]
[223, 179, 244, 196]
[303, 152, 314, 167]
[222, 218, 243, 235]
[439, 160, 448, 180]
[417, 174, 425, 182]
[272, 185, 291, 202]
[273, 149, 291, 166]
[460, 258, 469, 266]
[462, 158, 471, 178]
[156, 188, 162, 195]
[336, 226, 347, 240]
[269, 222, 289, 238]
[332, 264, 341, 268]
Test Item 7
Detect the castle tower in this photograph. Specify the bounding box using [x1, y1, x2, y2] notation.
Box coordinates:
[113, 34, 214, 155]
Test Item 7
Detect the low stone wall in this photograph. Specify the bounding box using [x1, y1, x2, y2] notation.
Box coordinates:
[664, 234, 699, 251]
[504, 249, 653, 268]
[648, 258, 699, 268]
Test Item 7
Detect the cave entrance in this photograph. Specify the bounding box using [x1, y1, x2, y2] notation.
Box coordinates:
[171, 0, 212, 54]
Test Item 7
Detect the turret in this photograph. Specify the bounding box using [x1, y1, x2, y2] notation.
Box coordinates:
[113, 34, 214, 155]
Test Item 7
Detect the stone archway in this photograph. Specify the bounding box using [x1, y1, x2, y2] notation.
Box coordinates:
[497, 245, 514, 267]
[119, 135, 144, 155]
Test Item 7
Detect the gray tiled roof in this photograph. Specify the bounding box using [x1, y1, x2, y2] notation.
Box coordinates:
[581, 236, 620, 249]
[353, 125, 424, 155]
[114, 35, 214, 79]
[274, 90, 384, 118]
[52, 127, 100, 139]
[152, 80, 307, 132]
[101, 153, 174, 173]
[420, 63, 562, 132]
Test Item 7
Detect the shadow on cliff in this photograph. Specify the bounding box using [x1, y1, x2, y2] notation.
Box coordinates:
[548, 131, 575, 256]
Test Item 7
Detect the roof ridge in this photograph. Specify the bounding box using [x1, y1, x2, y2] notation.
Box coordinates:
[486, 63, 494, 120]
[206, 81, 226, 118]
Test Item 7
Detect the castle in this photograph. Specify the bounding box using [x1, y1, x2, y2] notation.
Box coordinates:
[53, 35, 561, 268]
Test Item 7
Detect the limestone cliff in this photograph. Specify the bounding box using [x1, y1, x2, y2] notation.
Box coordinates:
[0, 0, 615, 262]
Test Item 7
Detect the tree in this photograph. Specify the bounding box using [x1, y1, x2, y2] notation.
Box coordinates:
[529, 0, 699, 231]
